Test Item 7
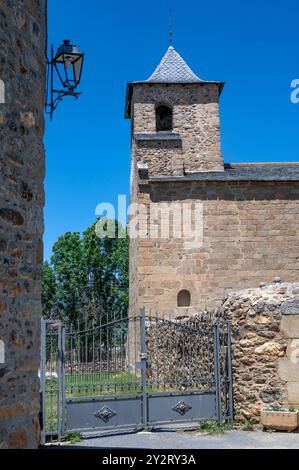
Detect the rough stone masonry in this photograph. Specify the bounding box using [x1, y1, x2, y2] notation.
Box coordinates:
[126, 46, 299, 318]
[0, 1, 46, 449]
[219, 279, 299, 421]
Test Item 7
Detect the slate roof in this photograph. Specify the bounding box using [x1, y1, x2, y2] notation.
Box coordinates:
[148, 164, 299, 183]
[146, 46, 202, 83]
[125, 46, 224, 118]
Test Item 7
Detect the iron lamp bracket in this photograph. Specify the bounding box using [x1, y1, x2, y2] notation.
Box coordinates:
[45, 42, 84, 121]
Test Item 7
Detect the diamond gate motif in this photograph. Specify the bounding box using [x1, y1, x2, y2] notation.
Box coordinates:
[172, 400, 192, 416]
[40, 311, 233, 441]
[94, 406, 117, 423]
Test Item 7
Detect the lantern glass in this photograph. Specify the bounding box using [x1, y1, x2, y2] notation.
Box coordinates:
[72, 55, 84, 86]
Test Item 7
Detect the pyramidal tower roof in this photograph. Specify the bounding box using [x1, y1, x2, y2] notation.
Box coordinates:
[125, 46, 225, 118]
[147, 46, 202, 83]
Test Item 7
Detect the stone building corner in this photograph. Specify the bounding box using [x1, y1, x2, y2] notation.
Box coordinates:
[0, 0, 46, 449]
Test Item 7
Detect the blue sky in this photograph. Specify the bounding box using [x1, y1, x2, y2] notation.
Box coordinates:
[44, 0, 299, 260]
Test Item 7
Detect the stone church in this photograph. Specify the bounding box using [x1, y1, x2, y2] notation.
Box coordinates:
[126, 46, 299, 317]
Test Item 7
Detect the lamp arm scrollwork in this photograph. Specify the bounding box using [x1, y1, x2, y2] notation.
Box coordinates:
[45, 41, 83, 121]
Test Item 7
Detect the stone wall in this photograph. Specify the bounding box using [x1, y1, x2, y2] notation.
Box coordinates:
[219, 280, 299, 422]
[0, 0, 46, 449]
[129, 82, 224, 316]
[131, 83, 224, 176]
[131, 180, 299, 316]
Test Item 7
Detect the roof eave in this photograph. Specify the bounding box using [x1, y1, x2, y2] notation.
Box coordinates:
[147, 165, 299, 183]
[125, 81, 225, 119]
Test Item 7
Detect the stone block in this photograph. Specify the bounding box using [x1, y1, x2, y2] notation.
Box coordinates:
[286, 339, 299, 361]
[281, 316, 299, 338]
[259, 388, 282, 403]
[254, 342, 285, 357]
[287, 382, 299, 406]
[254, 315, 272, 324]
[20, 112, 35, 129]
[278, 358, 299, 381]
[281, 298, 299, 316]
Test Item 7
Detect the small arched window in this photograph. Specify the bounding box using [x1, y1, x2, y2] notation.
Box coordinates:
[156, 105, 173, 132]
[177, 290, 191, 307]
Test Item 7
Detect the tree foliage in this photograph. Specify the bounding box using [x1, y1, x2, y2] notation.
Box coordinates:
[42, 220, 129, 326]
[41, 261, 57, 318]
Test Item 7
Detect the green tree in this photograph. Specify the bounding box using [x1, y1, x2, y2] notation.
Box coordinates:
[110, 234, 129, 316]
[82, 221, 129, 322]
[41, 220, 129, 326]
[41, 261, 57, 319]
[50, 231, 87, 324]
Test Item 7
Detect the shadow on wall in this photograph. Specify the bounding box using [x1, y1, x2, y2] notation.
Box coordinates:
[148, 181, 299, 203]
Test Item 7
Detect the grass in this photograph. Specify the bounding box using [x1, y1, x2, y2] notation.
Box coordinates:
[242, 419, 254, 431]
[264, 405, 297, 413]
[196, 420, 238, 435]
[63, 432, 82, 444]
[196, 420, 256, 435]
[45, 387, 58, 433]
[65, 371, 143, 396]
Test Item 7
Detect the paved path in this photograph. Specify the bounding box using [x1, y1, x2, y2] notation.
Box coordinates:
[66, 429, 299, 449]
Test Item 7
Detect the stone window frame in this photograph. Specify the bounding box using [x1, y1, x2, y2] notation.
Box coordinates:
[177, 289, 191, 307]
[155, 103, 173, 132]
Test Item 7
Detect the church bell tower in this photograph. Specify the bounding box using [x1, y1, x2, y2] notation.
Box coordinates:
[125, 46, 225, 316]
[125, 46, 225, 181]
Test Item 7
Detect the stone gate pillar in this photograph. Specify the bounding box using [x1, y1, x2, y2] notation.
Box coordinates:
[0, 0, 46, 449]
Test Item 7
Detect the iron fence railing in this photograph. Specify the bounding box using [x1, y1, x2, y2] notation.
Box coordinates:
[40, 310, 233, 442]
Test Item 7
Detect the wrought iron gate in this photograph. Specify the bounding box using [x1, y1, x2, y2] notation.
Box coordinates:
[40, 310, 233, 442]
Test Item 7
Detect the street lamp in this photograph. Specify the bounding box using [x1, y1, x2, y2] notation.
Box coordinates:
[46, 39, 84, 120]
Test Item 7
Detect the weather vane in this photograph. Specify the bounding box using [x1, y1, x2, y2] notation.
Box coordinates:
[169, 7, 173, 46]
